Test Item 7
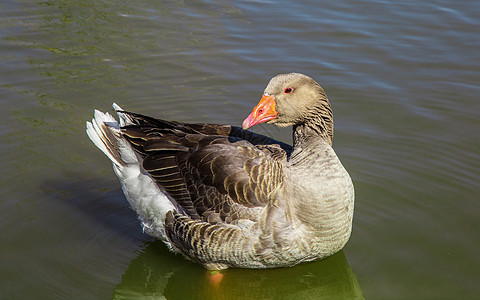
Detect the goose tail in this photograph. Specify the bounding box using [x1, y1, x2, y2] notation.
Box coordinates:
[86, 103, 177, 244]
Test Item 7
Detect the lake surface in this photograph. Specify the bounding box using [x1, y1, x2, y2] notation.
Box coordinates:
[1, 0, 479, 299]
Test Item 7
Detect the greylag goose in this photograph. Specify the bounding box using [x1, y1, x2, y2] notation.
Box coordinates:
[86, 73, 354, 270]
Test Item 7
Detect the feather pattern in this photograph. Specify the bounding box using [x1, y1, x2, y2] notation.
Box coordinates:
[86, 73, 354, 269]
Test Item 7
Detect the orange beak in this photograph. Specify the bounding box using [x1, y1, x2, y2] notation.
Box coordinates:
[242, 94, 278, 129]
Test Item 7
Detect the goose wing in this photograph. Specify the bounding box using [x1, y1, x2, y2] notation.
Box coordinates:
[118, 111, 288, 224]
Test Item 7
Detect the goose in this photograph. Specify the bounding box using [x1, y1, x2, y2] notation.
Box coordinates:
[86, 73, 354, 270]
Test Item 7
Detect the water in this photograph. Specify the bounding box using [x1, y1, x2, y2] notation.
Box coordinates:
[1, 0, 479, 299]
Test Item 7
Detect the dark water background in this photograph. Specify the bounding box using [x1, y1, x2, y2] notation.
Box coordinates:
[1, 0, 479, 299]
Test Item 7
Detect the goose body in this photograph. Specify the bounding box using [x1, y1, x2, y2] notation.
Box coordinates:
[86, 73, 354, 269]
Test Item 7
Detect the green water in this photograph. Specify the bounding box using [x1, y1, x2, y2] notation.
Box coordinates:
[1, 0, 479, 299]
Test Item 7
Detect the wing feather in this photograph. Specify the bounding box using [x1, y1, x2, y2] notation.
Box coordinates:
[118, 111, 287, 224]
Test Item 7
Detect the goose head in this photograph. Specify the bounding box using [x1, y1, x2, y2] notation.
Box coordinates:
[242, 73, 334, 144]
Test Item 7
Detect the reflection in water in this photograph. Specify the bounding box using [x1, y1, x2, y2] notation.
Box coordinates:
[113, 243, 363, 300]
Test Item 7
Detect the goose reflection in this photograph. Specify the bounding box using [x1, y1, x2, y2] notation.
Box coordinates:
[112, 241, 363, 300]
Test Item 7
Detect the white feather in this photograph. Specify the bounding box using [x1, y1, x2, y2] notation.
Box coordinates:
[86, 107, 177, 244]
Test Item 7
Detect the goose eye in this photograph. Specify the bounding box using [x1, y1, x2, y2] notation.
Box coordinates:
[284, 87, 293, 94]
